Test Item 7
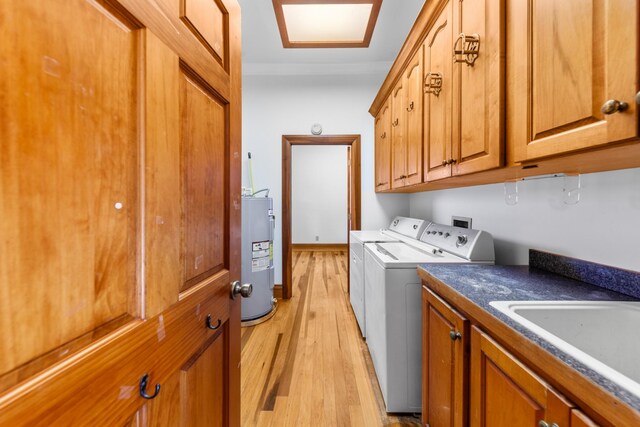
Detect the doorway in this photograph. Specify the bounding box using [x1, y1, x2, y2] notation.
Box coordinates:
[281, 135, 361, 299]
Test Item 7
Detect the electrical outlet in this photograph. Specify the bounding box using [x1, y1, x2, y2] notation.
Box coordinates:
[315, 235, 319, 242]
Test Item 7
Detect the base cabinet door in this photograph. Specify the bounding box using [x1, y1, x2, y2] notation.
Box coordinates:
[423, 288, 469, 427]
[508, 0, 639, 162]
[470, 327, 575, 427]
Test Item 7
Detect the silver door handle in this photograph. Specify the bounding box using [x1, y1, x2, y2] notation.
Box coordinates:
[230, 281, 253, 299]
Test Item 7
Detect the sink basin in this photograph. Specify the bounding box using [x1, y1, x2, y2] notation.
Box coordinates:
[489, 300, 640, 398]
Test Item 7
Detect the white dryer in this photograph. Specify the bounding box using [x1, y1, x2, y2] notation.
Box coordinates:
[349, 217, 429, 337]
[364, 223, 494, 413]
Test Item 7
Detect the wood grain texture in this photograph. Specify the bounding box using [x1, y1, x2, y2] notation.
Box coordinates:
[181, 0, 226, 63]
[423, 288, 468, 427]
[0, 271, 230, 425]
[241, 251, 421, 427]
[404, 50, 424, 186]
[420, 269, 640, 426]
[423, 2, 453, 182]
[181, 71, 226, 289]
[291, 244, 348, 252]
[281, 135, 361, 300]
[0, 0, 243, 424]
[384, 140, 640, 194]
[391, 81, 407, 188]
[0, 0, 139, 378]
[143, 30, 182, 318]
[508, 0, 638, 162]
[451, 0, 504, 176]
[374, 99, 391, 192]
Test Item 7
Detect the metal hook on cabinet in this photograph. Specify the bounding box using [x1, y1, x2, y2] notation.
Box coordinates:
[139, 373, 161, 400]
[206, 314, 222, 330]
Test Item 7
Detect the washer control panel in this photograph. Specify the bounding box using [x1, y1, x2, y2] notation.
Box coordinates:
[420, 223, 494, 261]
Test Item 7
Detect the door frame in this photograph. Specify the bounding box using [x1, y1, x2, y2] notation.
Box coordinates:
[281, 135, 361, 300]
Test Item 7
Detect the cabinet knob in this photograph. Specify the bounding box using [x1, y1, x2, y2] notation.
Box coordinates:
[381, 132, 387, 139]
[601, 99, 629, 115]
[449, 330, 462, 340]
[538, 421, 559, 427]
[391, 118, 399, 127]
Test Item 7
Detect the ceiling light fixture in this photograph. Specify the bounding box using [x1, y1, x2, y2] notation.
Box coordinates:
[272, 0, 382, 48]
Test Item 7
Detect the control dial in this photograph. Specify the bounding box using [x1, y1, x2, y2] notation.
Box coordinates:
[456, 235, 468, 248]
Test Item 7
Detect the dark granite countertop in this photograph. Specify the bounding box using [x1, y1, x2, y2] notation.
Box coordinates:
[418, 256, 640, 414]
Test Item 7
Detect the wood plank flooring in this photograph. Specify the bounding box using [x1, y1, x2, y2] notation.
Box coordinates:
[241, 251, 421, 426]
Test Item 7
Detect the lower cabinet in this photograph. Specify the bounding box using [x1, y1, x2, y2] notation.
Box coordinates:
[422, 287, 468, 427]
[422, 286, 599, 427]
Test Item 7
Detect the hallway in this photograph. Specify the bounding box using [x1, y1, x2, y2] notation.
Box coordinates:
[241, 250, 421, 426]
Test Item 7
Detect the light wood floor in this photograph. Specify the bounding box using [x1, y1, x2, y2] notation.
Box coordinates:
[241, 251, 422, 427]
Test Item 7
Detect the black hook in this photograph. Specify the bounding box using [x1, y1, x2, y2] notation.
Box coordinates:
[139, 373, 161, 400]
[206, 314, 221, 330]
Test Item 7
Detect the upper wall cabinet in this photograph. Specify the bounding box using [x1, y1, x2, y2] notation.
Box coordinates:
[391, 80, 407, 188]
[424, 0, 504, 182]
[404, 51, 424, 186]
[451, 0, 504, 175]
[370, 0, 640, 193]
[375, 98, 392, 191]
[423, 1, 453, 182]
[390, 50, 424, 190]
[508, 0, 638, 162]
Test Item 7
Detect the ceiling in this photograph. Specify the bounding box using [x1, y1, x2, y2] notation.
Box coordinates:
[238, 0, 425, 75]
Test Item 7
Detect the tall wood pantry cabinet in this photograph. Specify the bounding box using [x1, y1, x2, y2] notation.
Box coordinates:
[375, 98, 392, 191]
[0, 0, 244, 425]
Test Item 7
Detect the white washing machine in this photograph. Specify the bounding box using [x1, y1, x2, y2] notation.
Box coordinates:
[349, 217, 429, 338]
[364, 223, 494, 413]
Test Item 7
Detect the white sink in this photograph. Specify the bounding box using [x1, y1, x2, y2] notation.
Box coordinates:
[489, 300, 640, 398]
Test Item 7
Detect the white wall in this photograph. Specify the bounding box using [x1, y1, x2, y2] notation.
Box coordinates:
[291, 145, 348, 244]
[409, 168, 640, 271]
[242, 73, 411, 283]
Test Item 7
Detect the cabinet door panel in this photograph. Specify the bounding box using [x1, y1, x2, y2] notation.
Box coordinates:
[470, 327, 572, 427]
[0, 0, 140, 380]
[375, 100, 391, 191]
[452, 0, 503, 175]
[423, 288, 468, 427]
[391, 82, 407, 188]
[423, 1, 453, 182]
[509, 0, 638, 162]
[181, 72, 227, 289]
[181, 329, 226, 426]
[405, 52, 423, 186]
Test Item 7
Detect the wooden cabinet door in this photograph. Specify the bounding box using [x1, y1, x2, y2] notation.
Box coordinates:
[375, 98, 392, 191]
[423, 288, 469, 427]
[508, 0, 638, 162]
[423, 0, 453, 182]
[0, 0, 242, 424]
[452, 0, 504, 175]
[405, 51, 424, 186]
[391, 81, 407, 188]
[470, 327, 573, 427]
